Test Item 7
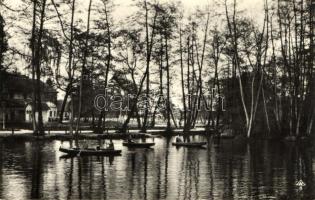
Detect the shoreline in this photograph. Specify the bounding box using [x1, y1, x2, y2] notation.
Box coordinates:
[0, 129, 312, 144]
[0, 128, 208, 141]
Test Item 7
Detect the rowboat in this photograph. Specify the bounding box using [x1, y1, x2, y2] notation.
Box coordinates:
[122, 142, 155, 148]
[59, 147, 122, 156]
[172, 142, 207, 147]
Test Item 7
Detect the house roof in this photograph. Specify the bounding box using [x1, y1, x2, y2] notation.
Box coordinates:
[27, 102, 52, 111]
[0, 70, 57, 94]
[4, 99, 26, 109]
[41, 102, 50, 111]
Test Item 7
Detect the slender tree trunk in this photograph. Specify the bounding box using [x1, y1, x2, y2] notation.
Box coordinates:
[58, 85, 70, 123]
[1, 102, 5, 130]
[191, 12, 210, 128]
[185, 37, 191, 132]
[179, 27, 187, 131]
[75, 0, 92, 134]
[150, 36, 164, 128]
[165, 33, 171, 131]
[31, 0, 37, 133]
[98, 0, 112, 132]
[61, 0, 76, 124]
[142, 0, 150, 133]
[306, 0, 315, 135]
[34, 0, 47, 136]
[69, 93, 74, 135]
[225, 0, 250, 136]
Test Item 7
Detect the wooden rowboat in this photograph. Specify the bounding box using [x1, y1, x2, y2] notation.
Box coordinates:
[172, 142, 207, 147]
[122, 142, 155, 148]
[59, 147, 122, 156]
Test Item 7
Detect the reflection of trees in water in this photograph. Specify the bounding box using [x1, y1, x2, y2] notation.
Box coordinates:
[64, 155, 112, 200]
[30, 142, 43, 199]
[225, 141, 315, 199]
[143, 153, 148, 200]
[100, 157, 107, 200]
[0, 142, 3, 198]
[299, 145, 314, 197]
[164, 137, 171, 199]
[284, 143, 314, 199]
[177, 149, 186, 199]
[151, 137, 170, 199]
[66, 157, 74, 200]
[78, 157, 82, 199]
[155, 154, 161, 199]
[177, 149, 200, 200]
[206, 142, 214, 200]
[127, 153, 136, 199]
[3, 138, 315, 199]
[126, 150, 150, 200]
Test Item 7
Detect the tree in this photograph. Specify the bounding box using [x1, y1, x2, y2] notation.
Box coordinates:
[0, 14, 7, 70]
[155, 2, 179, 132]
[33, 0, 48, 135]
[118, 0, 158, 133]
[0, 13, 8, 130]
[94, 0, 114, 133]
[51, 0, 77, 125]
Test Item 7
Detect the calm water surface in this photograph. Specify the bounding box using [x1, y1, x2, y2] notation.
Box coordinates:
[0, 136, 314, 199]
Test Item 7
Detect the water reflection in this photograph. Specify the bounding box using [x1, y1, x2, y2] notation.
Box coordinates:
[30, 142, 43, 199]
[0, 138, 314, 199]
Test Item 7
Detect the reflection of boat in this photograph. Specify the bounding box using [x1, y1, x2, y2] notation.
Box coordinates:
[59, 147, 122, 156]
[122, 142, 155, 148]
[172, 142, 207, 147]
[59, 154, 77, 159]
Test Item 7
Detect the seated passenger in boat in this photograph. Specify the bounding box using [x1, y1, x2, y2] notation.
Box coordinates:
[176, 137, 182, 143]
[83, 140, 89, 149]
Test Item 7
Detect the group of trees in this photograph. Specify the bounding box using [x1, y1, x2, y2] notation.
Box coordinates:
[0, 0, 314, 138]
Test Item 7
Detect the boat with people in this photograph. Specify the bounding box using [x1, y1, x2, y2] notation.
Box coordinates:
[172, 136, 207, 147]
[122, 138, 155, 148]
[172, 142, 207, 147]
[59, 140, 121, 156]
[122, 135, 155, 148]
[59, 147, 122, 156]
[122, 141, 155, 148]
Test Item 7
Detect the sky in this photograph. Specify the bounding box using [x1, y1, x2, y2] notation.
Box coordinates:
[75, 0, 265, 25]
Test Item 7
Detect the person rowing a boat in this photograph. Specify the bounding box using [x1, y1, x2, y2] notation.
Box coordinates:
[127, 135, 134, 143]
[107, 140, 114, 150]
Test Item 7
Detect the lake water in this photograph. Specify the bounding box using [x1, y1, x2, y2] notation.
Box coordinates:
[0, 136, 314, 199]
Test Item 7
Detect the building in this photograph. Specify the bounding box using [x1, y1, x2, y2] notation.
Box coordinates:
[25, 102, 58, 123]
[57, 100, 71, 122]
[0, 70, 58, 128]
